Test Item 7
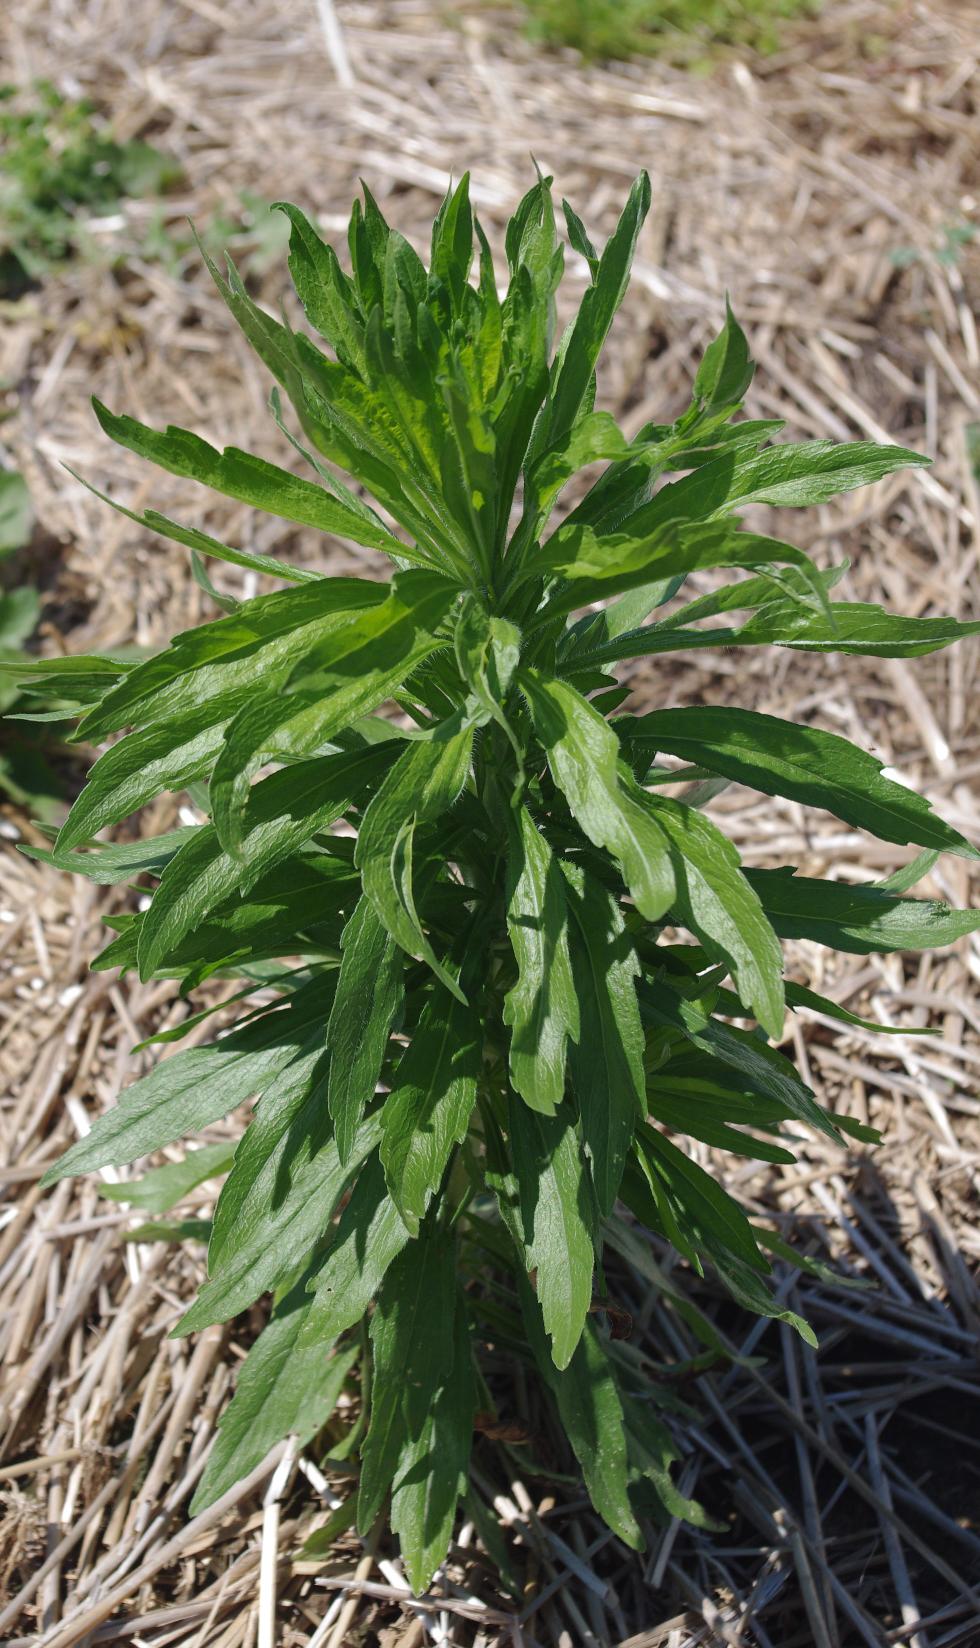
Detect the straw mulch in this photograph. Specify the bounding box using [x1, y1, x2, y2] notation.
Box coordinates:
[1, 0, 978, 1643]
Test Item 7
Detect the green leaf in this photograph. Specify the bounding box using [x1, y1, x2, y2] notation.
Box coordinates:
[210, 569, 457, 858]
[522, 1291, 642, 1549]
[327, 898, 404, 1163]
[190, 1274, 359, 1512]
[0, 463, 33, 556]
[358, 1226, 457, 1530]
[57, 698, 233, 852]
[876, 848, 939, 892]
[41, 985, 325, 1184]
[507, 1092, 595, 1370]
[92, 400, 408, 559]
[503, 808, 579, 1115]
[785, 980, 935, 1036]
[584, 589, 980, 667]
[175, 1105, 380, 1338]
[303, 1151, 410, 1345]
[561, 197, 599, 277]
[111, 853, 355, 982]
[634, 1124, 767, 1272]
[747, 869, 980, 953]
[625, 707, 979, 859]
[453, 597, 521, 733]
[709, 1247, 816, 1346]
[639, 979, 838, 1142]
[561, 861, 644, 1212]
[724, 438, 928, 508]
[100, 1142, 235, 1214]
[545, 172, 650, 452]
[66, 469, 324, 587]
[528, 521, 819, 620]
[562, 572, 686, 659]
[274, 201, 366, 374]
[733, 598, 980, 658]
[136, 745, 392, 979]
[643, 794, 785, 1037]
[124, 1217, 212, 1243]
[380, 986, 480, 1235]
[646, 1083, 796, 1164]
[391, 1289, 474, 1593]
[75, 577, 386, 743]
[356, 716, 474, 1001]
[693, 299, 754, 410]
[522, 671, 675, 921]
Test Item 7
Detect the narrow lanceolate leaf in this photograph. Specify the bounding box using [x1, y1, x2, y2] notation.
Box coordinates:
[175, 1109, 380, 1337]
[544, 170, 651, 449]
[391, 1291, 474, 1594]
[785, 981, 936, 1036]
[520, 1286, 642, 1550]
[209, 569, 458, 857]
[524, 520, 815, 616]
[76, 577, 387, 744]
[93, 400, 406, 557]
[303, 1151, 411, 1346]
[356, 719, 475, 1001]
[732, 598, 980, 659]
[746, 869, 980, 954]
[693, 299, 754, 410]
[723, 438, 928, 508]
[328, 899, 405, 1163]
[624, 707, 979, 859]
[522, 671, 674, 921]
[643, 794, 785, 1038]
[569, 595, 980, 669]
[137, 745, 394, 980]
[503, 809, 579, 1115]
[56, 696, 236, 852]
[101, 1142, 236, 1214]
[190, 1274, 359, 1512]
[67, 471, 324, 586]
[26, 828, 197, 885]
[639, 979, 838, 1141]
[274, 201, 366, 374]
[358, 1227, 457, 1530]
[561, 862, 644, 1214]
[380, 988, 480, 1236]
[41, 986, 325, 1184]
[508, 1093, 595, 1370]
[635, 1124, 768, 1272]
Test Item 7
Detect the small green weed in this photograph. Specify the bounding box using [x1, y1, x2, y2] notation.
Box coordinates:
[891, 221, 977, 271]
[517, 0, 817, 63]
[0, 81, 180, 296]
[0, 464, 75, 821]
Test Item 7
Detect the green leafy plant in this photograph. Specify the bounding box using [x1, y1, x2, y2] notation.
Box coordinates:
[515, 0, 817, 63]
[0, 463, 74, 820]
[0, 81, 179, 296]
[15, 173, 980, 1588]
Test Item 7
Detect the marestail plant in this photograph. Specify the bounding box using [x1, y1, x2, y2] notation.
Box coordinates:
[15, 172, 980, 1588]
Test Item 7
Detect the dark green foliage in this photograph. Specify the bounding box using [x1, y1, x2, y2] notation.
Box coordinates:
[14, 173, 979, 1590]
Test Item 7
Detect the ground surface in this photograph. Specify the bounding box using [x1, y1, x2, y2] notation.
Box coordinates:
[0, 2, 978, 1644]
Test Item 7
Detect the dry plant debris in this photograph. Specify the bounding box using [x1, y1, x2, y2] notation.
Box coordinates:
[0, 0, 977, 1643]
